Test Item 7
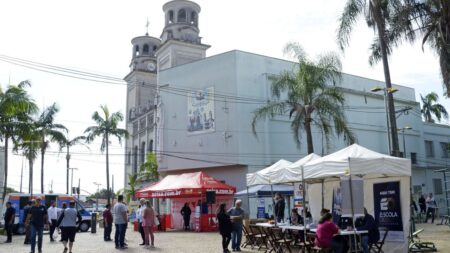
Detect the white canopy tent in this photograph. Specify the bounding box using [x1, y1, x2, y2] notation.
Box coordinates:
[302, 144, 411, 253]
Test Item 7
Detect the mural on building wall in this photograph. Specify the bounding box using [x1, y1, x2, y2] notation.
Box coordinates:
[187, 87, 215, 133]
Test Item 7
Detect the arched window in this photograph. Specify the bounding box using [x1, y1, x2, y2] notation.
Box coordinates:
[167, 30, 173, 39]
[140, 141, 146, 165]
[143, 44, 149, 54]
[127, 151, 131, 165]
[148, 139, 154, 153]
[178, 9, 186, 22]
[168, 10, 174, 23]
[153, 45, 157, 52]
[191, 11, 197, 25]
[134, 45, 140, 56]
[133, 146, 138, 174]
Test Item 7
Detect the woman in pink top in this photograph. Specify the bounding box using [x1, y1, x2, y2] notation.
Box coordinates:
[142, 201, 156, 249]
[315, 213, 349, 253]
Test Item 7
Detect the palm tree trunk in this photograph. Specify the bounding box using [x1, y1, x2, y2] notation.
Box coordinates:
[2, 136, 9, 203]
[41, 146, 45, 194]
[29, 158, 33, 196]
[375, 5, 400, 157]
[66, 146, 70, 195]
[304, 120, 314, 154]
[106, 133, 111, 206]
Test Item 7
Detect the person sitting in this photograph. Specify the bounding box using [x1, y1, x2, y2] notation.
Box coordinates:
[315, 213, 348, 253]
[290, 208, 303, 225]
[355, 208, 379, 253]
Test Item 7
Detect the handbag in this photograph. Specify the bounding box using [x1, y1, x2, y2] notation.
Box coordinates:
[154, 216, 160, 226]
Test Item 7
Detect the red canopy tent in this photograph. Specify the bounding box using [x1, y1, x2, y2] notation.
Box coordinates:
[135, 172, 236, 231]
[135, 171, 236, 198]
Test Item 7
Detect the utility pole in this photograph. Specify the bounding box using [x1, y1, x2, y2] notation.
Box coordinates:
[112, 174, 115, 204]
[69, 168, 77, 196]
[93, 182, 102, 212]
[20, 156, 24, 193]
[78, 178, 80, 200]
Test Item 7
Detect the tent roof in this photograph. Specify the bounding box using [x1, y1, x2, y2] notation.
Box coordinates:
[135, 171, 236, 198]
[246, 159, 292, 186]
[302, 144, 411, 180]
[235, 185, 294, 197]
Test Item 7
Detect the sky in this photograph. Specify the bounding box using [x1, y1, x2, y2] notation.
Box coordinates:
[0, 0, 449, 195]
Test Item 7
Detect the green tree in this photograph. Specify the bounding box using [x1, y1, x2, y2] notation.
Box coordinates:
[252, 43, 356, 154]
[391, 0, 450, 97]
[84, 105, 128, 205]
[60, 135, 87, 194]
[35, 103, 67, 193]
[138, 152, 159, 183]
[89, 188, 116, 199]
[337, 0, 401, 156]
[124, 173, 137, 203]
[0, 80, 38, 201]
[420, 92, 449, 123]
[19, 127, 41, 195]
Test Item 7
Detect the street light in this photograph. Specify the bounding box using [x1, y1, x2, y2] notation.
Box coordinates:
[93, 182, 102, 212]
[398, 126, 413, 158]
[371, 86, 399, 155]
[69, 168, 78, 196]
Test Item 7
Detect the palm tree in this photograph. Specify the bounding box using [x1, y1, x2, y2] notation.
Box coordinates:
[337, 0, 401, 156]
[60, 135, 87, 194]
[84, 105, 128, 205]
[252, 43, 356, 154]
[391, 0, 450, 97]
[35, 103, 67, 193]
[19, 127, 41, 195]
[0, 80, 38, 201]
[420, 92, 449, 122]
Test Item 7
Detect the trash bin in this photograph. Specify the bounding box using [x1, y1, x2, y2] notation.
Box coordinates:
[134, 220, 139, 232]
[159, 215, 166, 231]
[91, 213, 97, 233]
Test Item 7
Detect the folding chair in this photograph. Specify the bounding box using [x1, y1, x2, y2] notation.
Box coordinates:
[241, 225, 256, 249]
[271, 227, 293, 253]
[408, 228, 437, 252]
[369, 227, 389, 253]
[249, 224, 269, 251]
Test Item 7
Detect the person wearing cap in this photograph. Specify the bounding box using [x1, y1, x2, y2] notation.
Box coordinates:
[26, 198, 48, 253]
[4, 201, 15, 243]
[137, 198, 147, 245]
[57, 201, 82, 253]
[23, 200, 34, 244]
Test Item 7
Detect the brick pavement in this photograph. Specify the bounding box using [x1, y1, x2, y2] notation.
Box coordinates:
[0, 227, 258, 253]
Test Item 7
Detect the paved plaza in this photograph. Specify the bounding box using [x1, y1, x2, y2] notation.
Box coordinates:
[1, 222, 450, 252]
[0, 227, 258, 253]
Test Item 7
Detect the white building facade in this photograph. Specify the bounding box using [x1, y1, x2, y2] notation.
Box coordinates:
[124, 0, 450, 211]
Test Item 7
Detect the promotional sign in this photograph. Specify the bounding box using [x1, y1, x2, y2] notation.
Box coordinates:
[340, 176, 364, 217]
[293, 182, 304, 214]
[373, 181, 404, 242]
[257, 198, 266, 219]
[332, 187, 343, 223]
[194, 205, 201, 232]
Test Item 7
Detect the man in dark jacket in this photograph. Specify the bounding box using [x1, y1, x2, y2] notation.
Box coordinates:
[356, 208, 380, 253]
[274, 193, 285, 223]
[23, 200, 33, 244]
[4, 201, 16, 243]
[102, 204, 113, 241]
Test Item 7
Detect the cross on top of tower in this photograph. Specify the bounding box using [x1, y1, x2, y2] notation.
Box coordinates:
[145, 18, 150, 36]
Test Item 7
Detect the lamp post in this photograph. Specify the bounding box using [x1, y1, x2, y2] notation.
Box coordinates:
[371, 87, 399, 155]
[398, 126, 412, 158]
[93, 182, 102, 212]
[69, 168, 78, 196]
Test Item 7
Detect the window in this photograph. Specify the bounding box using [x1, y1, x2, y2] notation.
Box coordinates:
[139, 118, 146, 130]
[425, 141, 434, 157]
[413, 185, 422, 194]
[134, 45, 139, 56]
[127, 151, 131, 165]
[168, 10, 174, 23]
[148, 140, 154, 153]
[433, 178, 443, 195]
[133, 146, 138, 174]
[411, 152, 417, 164]
[191, 11, 197, 25]
[143, 44, 149, 54]
[140, 142, 146, 166]
[178, 9, 186, 22]
[440, 142, 449, 158]
[133, 122, 138, 135]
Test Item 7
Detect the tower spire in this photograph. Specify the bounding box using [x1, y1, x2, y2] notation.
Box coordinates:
[145, 18, 149, 36]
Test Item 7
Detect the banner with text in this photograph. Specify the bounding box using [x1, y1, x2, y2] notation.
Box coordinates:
[373, 181, 404, 242]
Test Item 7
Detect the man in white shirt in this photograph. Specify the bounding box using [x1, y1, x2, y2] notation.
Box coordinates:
[47, 201, 58, 242]
[137, 198, 147, 246]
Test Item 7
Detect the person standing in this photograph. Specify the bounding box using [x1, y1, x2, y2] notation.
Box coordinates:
[217, 203, 233, 253]
[3, 201, 16, 243]
[142, 200, 156, 249]
[113, 195, 128, 249]
[102, 204, 113, 241]
[48, 201, 58, 242]
[23, 200, 33, 244]
[137, 199, 147, 245]
[227, 199, 245, 252]
[180, 202, 192, 231]
[274, 192, 286, 223]
[58, 203, 67, 242]
[419, 194, 426, 214]
[26, 198, 48, 253]
[57, 201, 82, 253]
[425, 193, 437, 223]
[355, 208, 380, 253]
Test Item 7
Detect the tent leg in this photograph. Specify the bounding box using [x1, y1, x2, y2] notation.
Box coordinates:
[321, 180, 324, 209]
[348, 158, 358, 252]
[302, 166, 307, 244]
[246, 186, 250, 219]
